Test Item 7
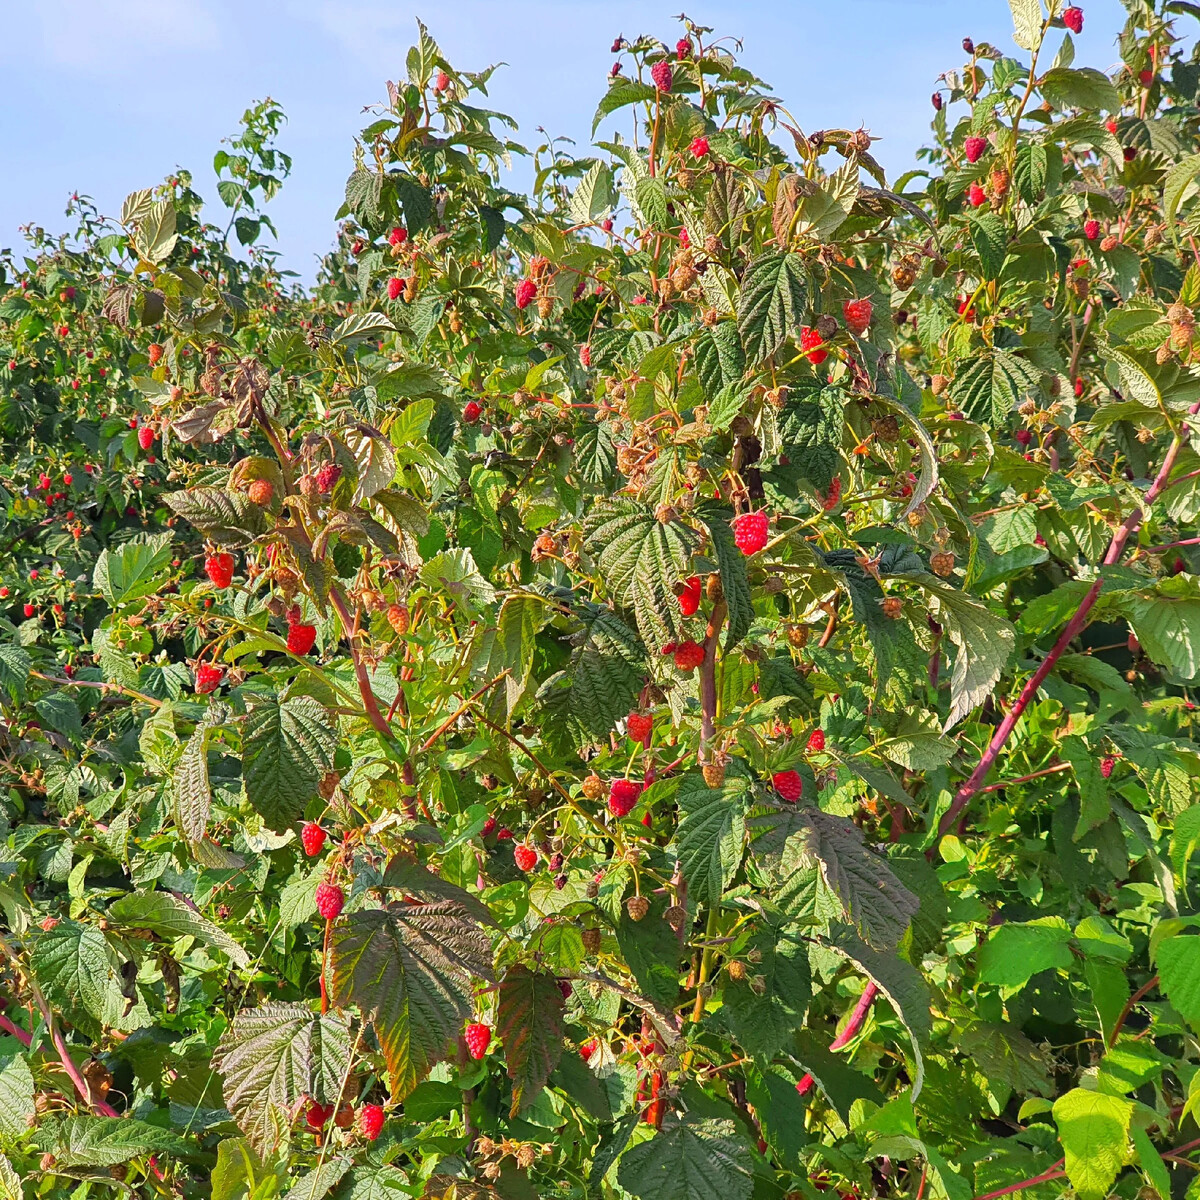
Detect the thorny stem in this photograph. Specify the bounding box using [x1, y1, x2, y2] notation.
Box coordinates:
[329, 586, 390, 737]
[698, 601, 727, 763]
[977, 762, 1071, 794]
[30, 670, 164, 709]
[936, 424, 1191, 842]
[1108, 974, 1159, 1047]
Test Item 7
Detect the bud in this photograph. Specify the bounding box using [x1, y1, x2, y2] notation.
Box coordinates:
[962, 37, 975, 54]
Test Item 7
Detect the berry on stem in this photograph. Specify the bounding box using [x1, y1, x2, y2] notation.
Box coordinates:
[204, 552, 235, 588]
[651, 61, 673, 91]
[359, 1104, 385, 1141]
[301, 822, 327, 857]
[800, 326, 828, 365]
[608, 778, 641, 817]
[514, 842, 538, 871]
[843, 298, 872, 335]
[626, 712, 653, 744]
[287, 622, 317, 656]
[807, 729, 825, 753]
[465, 1022, 492, 1059]
[673, 640, 706, 671]
[690, 135, 709, 158]
[772, 770, 803, 803]
[732, 510, 769, 555]
[315, 881, 344, 921]
[679, 575, 702, 616]
[964, 136, 987, 164]
[194, 664, 224, 694]
[1062, 6, 1083, 33]
[515, 278, 537, 309]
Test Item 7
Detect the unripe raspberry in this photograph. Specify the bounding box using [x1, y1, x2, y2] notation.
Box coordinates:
[387, 604, 410, 634]
[679, 575, 702, 616]
[772, 770, 803, 803]
[800, 326, 828, 365]
[931, 551, 956, 577]
[608, 778, 641, 818]
[287, 623, 317, 656]
[842, 298, 873, 335]
[1084, 219, 1100, 240]
[204, 552, 235, 588]
[464, 1022, 491, 1059]
[626, 712, 653, 744]
[247, 478, 274, 506]
[727, 959, 747, 981]
[582, 773, 605, 800]
[315, 463, 342, 494]
[301, 822, 327, 857]
[514, 843, 538, 871]
[315, 881, 344, 921]
[463, 400, 483, 424]
[359, 1103, 385, 1141]
[690, 136, 709, 159]
[967, 182, 987, 207]
[882, 597, 904, 619]
[626, 894, 650, 921]
[582, 927, 602, 955]
[1062, 6, 1083, 33]
[434, 70, 450, 93]
[732, 510, 769, 555]
[673, 640, 705, 671]
[651, 61, 673, 92]
[964, 136, 987, 164]
[514, 278, 537, 310]
[1100, 756, 1115, 778]
[387, 277, 404, 300]
[1100, 234, 1119, 252]
[195, 664, 224, 694]
[807, 729, 825, 753]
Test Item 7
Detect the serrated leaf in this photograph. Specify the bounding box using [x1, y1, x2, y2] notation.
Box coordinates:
[874, 711, 956, 771]
[617, 1115, 755, 1200]
[969, 213, 1008, 280]
[174, 703, 226, 844]
[674, 772, 748, 906]
[950, 350, 1041, 425]
[737, 252, 807, 365]
[333, 311, 396, 342]
[1041, 67, 1121, 112]
[1154, 931, 1200, 1029]
[978, 917, 1074, 988]
[29, 920, 122, 1036]
[49, 1116, 190, 1166]
[1053, 1088, 1132, 1200]
[721, 925, 811, 1060]
[1008, 0, 1044, 52]
[495, 966, 565, 1115]
[164, 488, 267, 548]
[0, 644, 31, 704]
[593, 81, 658, 133]
[213, 1003, 352, 1153]
[242, 695, 337, 832]
[696, 505, 753, 650]
[93, 532, 173, 607]
[329, 901, 493, 1097]
[0, 1054, 34, 1139]
[108, 889, 249, 967]
[568, 161, 615, 224]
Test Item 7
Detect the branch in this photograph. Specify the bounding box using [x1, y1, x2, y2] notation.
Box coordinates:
[419, 672, 511, 752]
[795, 982, 879, 1096]
[329, 586, 391, 738]
[1108, 974, 1159, 1047]
[972, 1163, 1065, 1200]
[698, 601, 727, 762]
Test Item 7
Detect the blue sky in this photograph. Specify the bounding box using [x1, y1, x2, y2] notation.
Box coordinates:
[3, 0, 1131, 283]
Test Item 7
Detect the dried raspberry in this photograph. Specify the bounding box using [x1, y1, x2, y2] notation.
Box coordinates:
[514, 843, 538, 871]
[967, 182, 987, 207]
[673, 640, 706, 671]
[1100, 234, 1119, 253]
[732, 510, 769, 555]
[463, 400, 483, 424]
[464, 1022, 492, 1059]
[626, 894, 650, 921]
[609, 778, 641, 817]
[626, 712, 653, 744]
[388, 226, 408, 246]
[807, 729, 825, 753]
[690, 135, 709, 159]
[1084, 219, 1100, 240]
[138, 425, 156, 451]
[800, 326, 828, 365]
[305, 1102, 332, 1131]
[301, 822, 327, 857]
[359, 1103, 385, 1140]
[315, 463, 342, 494]
[679, 575, 702, 616]
[964, 136, 987, 164]
[882, 597, 904, 619]
[843, 298, 873, 335]
[932, 92, 943, 111]
[1124, 146, 1138, 162]
[147, 343, 163, 366]
[1062, 5, 1083, 32]
[204, 552, 235, 588]
[1100, 756, 1115, 779]
[515, 278, 537, 310]
[315, 881, 344, 921]
[194, 664, 224, 694]
[287, 623, 317, 656]
[772, 770, 803, 803]
[387, 276, 404, 300]
[247, 478, 274, 506]
[651, 61, 673, 92]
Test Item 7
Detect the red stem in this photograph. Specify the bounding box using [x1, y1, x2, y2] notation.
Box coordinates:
[796, 982, 879, 1095]
[329, 587, 391, 737]
[973, 1163, 1065, 1200]
[1108, 973, 1159, 1047]
[698, 601, 727, 762]
[938, 428, 1189, 840]
[0, 1012, 32, 1047]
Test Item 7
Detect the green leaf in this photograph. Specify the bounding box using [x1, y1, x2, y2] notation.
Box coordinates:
[213, 1003, 352, 1152]
[495, 966, 565, 1115]
[950, 350, 1041, 425]
[93, 532, 173, 607]
[174, 703, 226, 844]
[329, 900, 493, 1097]
[47, 1116, 190, 1167]
[615, 891, 688, 1008]
[792, 1028, 884, 1122]
[1154, 931, 1200, 1029]
[29, 920, 122, 1036]
[1119, 591, 1200, 681]
[1061, 735, 1109, 840]
[0, 644, 31, 704]
[593, 81, 659, 133]
[776, 386, 843, 492]
[1132, 1126, 1172, 1200]
[242, 695, 337, 832]
[1041, 68, 1121, 112]
[1052, 1088, 1132, 1200]
[0, 1054, 34, 1139]
[721, 925, 811, 1060]
[673, 772, 748, 907]
[1163, 152, 1200, 233]
[874, 711, 957, 772]
[969, 213, 1008, 280]
[737, 252, 808, 365]
[1008, 0, 1044, 52]
[617, 1115, 755, 1200]
[977, 917, 1073, 988]
[109, 889, 250, 967]
[569, 161, 615, 224]
[164, 488, 267, 548]
[33, 693, 82, 743]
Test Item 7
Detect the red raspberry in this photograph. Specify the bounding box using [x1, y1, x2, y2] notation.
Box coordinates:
[1062, 6, 1083, 32]
[822, 477, 842, 511]
[1075, 377, 1084, 397]
[1084, 219, 1100, 240]
[679, 227, 689, 248]
[676, 38, 691, 59]
[23, 604, 35, 619]
[388, 226, 408, 246]
[287, 623, 317, 656]
[315, 463, 342, 493]
[1100, 756, 1115, 779]
[315, 881, 344, 921]
[611, 62, 622, 78]
[580, 344, 591, 367]
[626, 712, 653, 744]
[807, 729, 825, 753]
[679, 576, 702, 616]
[481, 815, 497, 837]
[497, 827, 513, 841]
[351, 239, 364, 256]
[964, 136, 987, 164]
[514, 843, 538, 871]
[1015, 429, 1032, 447]
[0, 588, 6, 597]
[580, 1038, 598, 1061]
[673, 640, 706, 671]
[772, 770, 803, 803]
[301, 822, 327, 857]
[800, 326, 828, 365]
[690, 136, 709, 159]
[359, 1103, 385, 1141]
[305, 1102, 332, 1131]
[515, 278, 537, 310]
[464, 1022, 492, 1059]
[204, 552, 235, 588]
[1139, 69, 1154, 86]
[967, 182, 987, 207]
[37, 473, 50, 490]
[195, 664, 224, 694]
[147, 343, 163, 366]
[62, 473, 72, 486]
[463, 401, 483, 424]
[435, 70, 450, 93]
[1105, 118, 1118, 135]
[71, 379, 80, 390]
[651, 61, 673, 91]
[1124, 146, 1137, 161]
[138, 426, 155, 451]
[58, 325, 69, 337]
[732, 510, 769, 555]
[843, 298, 873, 335]
[387, 276, 404, 300]
[932, 92, 943, 111]
[609, 778, 641, 817]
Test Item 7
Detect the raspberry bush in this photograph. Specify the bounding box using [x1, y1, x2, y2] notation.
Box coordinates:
[2, 4, 1200, 1198]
